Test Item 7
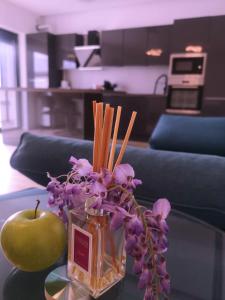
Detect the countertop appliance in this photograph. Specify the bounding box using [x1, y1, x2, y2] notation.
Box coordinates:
[167, 53, 207, 114]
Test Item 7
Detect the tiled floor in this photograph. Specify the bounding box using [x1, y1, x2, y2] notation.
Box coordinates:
[0, 134, 42, 195]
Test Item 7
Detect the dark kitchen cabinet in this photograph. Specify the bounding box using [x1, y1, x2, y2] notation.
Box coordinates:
[170, 17, 211, 53]
[27, 32, 61, 88]
[202, 99, 225, 116]
[55, 34, 83, 69]
[123, 27, 148, 65]
[101, 30, 123, 66]
[103, 95, 166, 141]
[147, 25, 171, 65]
[204, 16, 225, 98]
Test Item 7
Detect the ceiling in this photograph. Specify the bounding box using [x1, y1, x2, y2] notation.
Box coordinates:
[6, 0, 157, 16]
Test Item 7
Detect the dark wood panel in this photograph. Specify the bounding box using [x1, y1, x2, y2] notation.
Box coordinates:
[27, 33, 62, 88]
[147, 25, 171, 65]
[55, 34, 83, 70]
[26, 33, 48, 88]
[123, 28, 148, 65]
[84, 93, 103, 140]
[103, 95, 166, 141]
[101, 30, 123, 66]
[204, 16, 225, 98]
[170, 17, 211, 53]
[202, 100, 225, 116]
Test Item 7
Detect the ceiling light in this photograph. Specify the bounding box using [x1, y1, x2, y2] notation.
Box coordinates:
[146, 48, 163, 57]
[185, 45, 203, 53]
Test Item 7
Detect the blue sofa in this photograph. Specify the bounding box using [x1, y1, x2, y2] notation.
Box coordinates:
[7, 132, 225, 231]
[150, 114, 225, 156]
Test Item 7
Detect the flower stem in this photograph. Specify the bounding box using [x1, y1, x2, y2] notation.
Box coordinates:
[34, 199, 40, 219]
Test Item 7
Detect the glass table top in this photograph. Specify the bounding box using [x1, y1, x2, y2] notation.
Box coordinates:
[0, 191, 224, 300]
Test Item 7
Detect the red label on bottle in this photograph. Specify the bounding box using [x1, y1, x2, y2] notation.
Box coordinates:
[73, 227, 91, 272]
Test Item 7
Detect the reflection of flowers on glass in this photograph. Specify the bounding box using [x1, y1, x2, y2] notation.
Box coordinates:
[47, 157, 171, 299]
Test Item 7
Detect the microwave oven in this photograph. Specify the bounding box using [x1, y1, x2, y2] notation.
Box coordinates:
[168, 53, 207, 86]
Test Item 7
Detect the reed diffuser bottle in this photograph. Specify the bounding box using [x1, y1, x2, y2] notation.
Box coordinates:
[67, 102, 137, 298]
[67, 204, 126, 298]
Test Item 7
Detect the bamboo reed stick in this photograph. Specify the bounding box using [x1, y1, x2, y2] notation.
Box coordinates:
[97, 103, 103, 172]
[93, 103, 102, 171]
[103, 107, 114, 168]
[98, 104, 111, 171]
[108, 106, 122, 171]
[92, 100, 96, 125]
[114, 111, 137, 169]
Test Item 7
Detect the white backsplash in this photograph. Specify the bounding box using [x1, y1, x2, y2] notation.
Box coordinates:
[64, 66, 168, 94]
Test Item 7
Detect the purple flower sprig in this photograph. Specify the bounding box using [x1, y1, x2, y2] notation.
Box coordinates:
[47, 157, 171, 300]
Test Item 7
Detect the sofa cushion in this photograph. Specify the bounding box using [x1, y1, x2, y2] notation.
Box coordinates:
[150, 114, 225, 156]
[10, 132, 93, 187]
[10, 132, 225, 230]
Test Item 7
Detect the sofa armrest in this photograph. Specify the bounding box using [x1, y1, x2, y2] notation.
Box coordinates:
[150, 114, 225, 156]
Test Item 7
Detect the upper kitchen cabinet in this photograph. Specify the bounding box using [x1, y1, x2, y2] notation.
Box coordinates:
[204, 16, 225, 98]
[123, 27, 148, 65]
[101, 30, 123, 66]
[146, 25, 171, 65]
[27, 32, 61, 88]
[55, 34, 83, 70]
[170, 17, 211, 53]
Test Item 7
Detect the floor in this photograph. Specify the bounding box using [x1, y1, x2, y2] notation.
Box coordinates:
[0, 133, 148, 195]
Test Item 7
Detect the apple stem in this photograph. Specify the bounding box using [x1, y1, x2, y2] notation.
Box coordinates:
[34, 199, 40, 219]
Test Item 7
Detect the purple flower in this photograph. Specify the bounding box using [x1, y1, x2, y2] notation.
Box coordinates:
[160, 275, 170, 295]
[126, 215, 144, 236]
[65, 183, 74, 194]
[90, 181, 107, 198]
[89, 196, 102, 210]
[138, 268, 152, 289]
[69, 156, 93, 176]
[113, 164, 135, 187]
[48, 195, 55, 207]
[159, 220, 169, 234]
[125, 234, 137, 254]
[110, 206, 132, 230]
[152, 198, 171, 220]
[144, 287, 154, 300]
[157, 257, 167, 276]
[133, 256, 144, 274]
[132, 178, 142, 187]
[158, 236, 168, 253]
[99, 168, 113, 186]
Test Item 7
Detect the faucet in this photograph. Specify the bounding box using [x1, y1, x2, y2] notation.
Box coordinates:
[153, 74, 168, 95]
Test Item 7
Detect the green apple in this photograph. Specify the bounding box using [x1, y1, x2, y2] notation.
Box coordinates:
[0, 204, 66, 272]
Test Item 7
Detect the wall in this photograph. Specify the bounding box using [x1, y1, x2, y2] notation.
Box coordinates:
[0, 0, 37, 33]
[43, 0, 225, 34]
[64, 66, 168, 94]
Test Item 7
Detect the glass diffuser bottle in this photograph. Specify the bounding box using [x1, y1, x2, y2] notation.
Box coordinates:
[67, 203, 126, 298]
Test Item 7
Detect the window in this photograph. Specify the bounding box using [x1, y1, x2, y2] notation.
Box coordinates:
[0, 29, 19, 129]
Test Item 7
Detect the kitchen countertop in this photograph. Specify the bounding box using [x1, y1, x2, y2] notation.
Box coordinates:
[0, 87, 103, 94]
[0, 87, 166, 98]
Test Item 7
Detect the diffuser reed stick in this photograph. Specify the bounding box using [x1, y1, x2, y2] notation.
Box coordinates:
[92, 101, 136, 172]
